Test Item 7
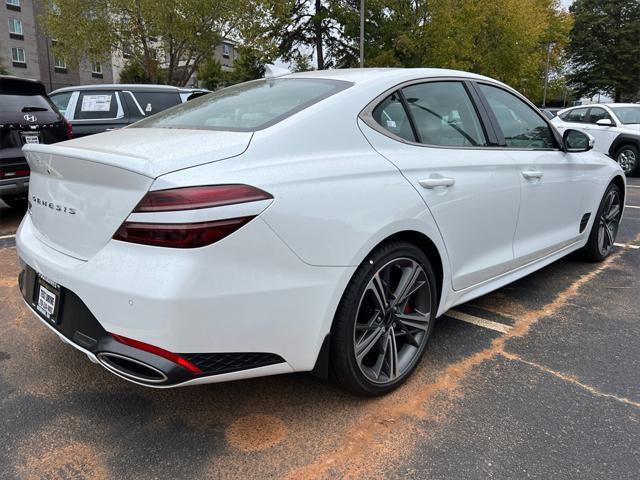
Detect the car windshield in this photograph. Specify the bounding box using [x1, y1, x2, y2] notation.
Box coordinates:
[131, 78, 352, 131]
[610, 106, 640, 124]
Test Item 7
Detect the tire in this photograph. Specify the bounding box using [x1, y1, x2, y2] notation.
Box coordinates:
[614, 144, 639, 177]
[582, 183, 622, 262]
[330, 241, 437, 396]
[0, 194, 28, 210]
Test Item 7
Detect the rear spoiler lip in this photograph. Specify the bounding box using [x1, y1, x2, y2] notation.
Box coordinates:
[23, 143, 154, 179]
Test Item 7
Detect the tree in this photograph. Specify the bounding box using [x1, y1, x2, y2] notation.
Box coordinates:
[118, 59, 156, 84]
[567, 0, 640, 102]
[230, 46, 266, 83]
[41, 0, 249, 86]
[291, 53, 313, 72]
[197, 58, 230, 90]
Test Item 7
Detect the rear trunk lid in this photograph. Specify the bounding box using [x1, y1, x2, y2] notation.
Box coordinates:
[23, 128, 253, 260]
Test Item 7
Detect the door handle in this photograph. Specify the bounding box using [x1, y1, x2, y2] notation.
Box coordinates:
[419, 177, 455, 189]
[522, 170, 544, 180]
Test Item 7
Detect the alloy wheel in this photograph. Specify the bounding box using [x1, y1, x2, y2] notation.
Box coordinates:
[353, 257, 432, 385]
[617, 148, 637, 174]
[597, 188, 621, 257]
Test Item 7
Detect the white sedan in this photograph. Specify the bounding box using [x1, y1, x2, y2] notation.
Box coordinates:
[552, 103, 640, 176]
[16, 68, 625, 396]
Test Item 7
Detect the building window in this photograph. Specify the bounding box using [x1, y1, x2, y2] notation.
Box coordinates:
[222, 44, 231, 59]
[54, 55, 67, 73]
[6, 0, 21, 11]
[91, 61, 103, 78]
[11, 46, 26, 67]
[8, 18, 22, 35]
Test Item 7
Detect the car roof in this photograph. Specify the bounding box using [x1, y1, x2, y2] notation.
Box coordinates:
[1, 75, 47, 95]
[282, 67, 505, 86]
[50, 84, 208, 95]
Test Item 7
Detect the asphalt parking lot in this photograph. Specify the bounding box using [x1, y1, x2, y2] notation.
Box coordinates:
[1, 181, 639, 480]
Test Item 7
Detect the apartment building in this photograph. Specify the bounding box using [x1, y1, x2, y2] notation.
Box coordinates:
[0, 0, 113, 91]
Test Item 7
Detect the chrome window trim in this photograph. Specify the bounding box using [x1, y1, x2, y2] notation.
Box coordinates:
[360, 76, 562, 152]
[123, 90, 145, 116]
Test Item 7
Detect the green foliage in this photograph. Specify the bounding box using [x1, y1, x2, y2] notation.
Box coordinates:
[41, 0, 250, 86]
[256, 0, 572, 103]
[0, 61, 7, 75]
[291, 54, 313, 73]
[230, 46, 266, 83]
[119, 59, 163, 84]
[197, 58, 230, 90]
[568, 0, 640, 102]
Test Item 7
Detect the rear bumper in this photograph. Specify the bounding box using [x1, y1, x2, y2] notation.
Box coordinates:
[0, 176, 29, 196]
[16, 214, 354, 387]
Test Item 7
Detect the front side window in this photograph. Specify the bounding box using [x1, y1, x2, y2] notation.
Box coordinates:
[588, 107, 613, 124]
[11, 46, 25, 63]
[75, 91, 118, 120]
[479, 84, 556, 149]
[372, 92, 415, 142]
[402, 81, 487, 147]
[561, 108, 589, 123]
[8, 18, 22, 34]
[610, 106, 640, 125]
[132, 78, 351, 131]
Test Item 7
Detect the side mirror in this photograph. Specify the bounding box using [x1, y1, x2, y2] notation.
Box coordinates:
[563, 129, 594, 153]
[596, 118, 614, 126]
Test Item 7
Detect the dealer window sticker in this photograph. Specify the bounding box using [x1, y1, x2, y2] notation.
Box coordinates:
[81, 94, 113, 112]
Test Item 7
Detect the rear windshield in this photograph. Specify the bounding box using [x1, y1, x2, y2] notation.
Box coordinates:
[610, 106, 640, 125]
[130, 78, 352, 131]
[0, 94, 54, 113]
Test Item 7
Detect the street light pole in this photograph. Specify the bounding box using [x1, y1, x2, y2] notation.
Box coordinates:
[542, 42, 552, 108]
[359, 0, 365, 68]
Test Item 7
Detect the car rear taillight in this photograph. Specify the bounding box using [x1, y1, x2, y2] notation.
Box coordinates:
[111, 333, 202, 374]
[133, 184, 272, 212]
[113, 217, 255, 248]
[113, 184, 272, 248]
[64, 119, 73, 139]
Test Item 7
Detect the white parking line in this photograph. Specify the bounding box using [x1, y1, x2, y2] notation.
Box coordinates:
[626, 205, 640, 209]
[614, 243, 640, 250]
[445, 310, 512, 334]
[627, 185, 640, 189]
[0, 234, 16, 240]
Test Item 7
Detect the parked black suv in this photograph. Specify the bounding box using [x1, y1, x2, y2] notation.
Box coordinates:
[1, 76, 71, 208]
[49, 84, 208, 138]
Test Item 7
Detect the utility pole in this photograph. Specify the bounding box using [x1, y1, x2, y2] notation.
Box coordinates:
[542, 42, 552, 108]
[359, 0, 365, 68]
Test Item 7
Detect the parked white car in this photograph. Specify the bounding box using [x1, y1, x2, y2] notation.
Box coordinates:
[16, 69, 625, 396]
[552, 103, 640, 176]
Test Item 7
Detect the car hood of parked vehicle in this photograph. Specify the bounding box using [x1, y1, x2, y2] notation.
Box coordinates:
[22, 127, 254, 179]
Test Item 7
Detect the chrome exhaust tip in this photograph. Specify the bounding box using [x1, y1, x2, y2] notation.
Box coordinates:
[97, 352, 168, 384]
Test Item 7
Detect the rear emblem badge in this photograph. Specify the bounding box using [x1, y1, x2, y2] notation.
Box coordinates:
[23, 114, 37, 122]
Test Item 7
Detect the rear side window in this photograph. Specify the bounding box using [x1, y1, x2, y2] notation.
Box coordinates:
[479, 84, 556, 149]
[402, 82, 487, 147]
[74, 91, 119, 120]
[50, 92, 72, 117]
[560, 108, 589, 123]
[133, 91, 181, 115]
[131, 78, 352, 131]
[588, 107, 613, 124]
[372, 93, 416, 142]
